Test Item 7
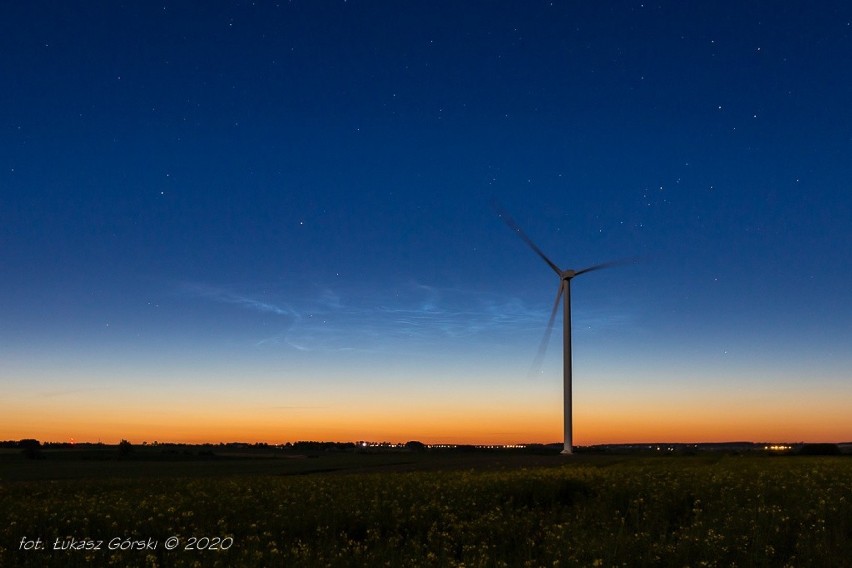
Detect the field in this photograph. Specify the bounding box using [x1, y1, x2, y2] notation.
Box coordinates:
[1, 449, 850, 567]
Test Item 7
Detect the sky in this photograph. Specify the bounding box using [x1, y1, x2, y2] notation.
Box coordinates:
[2, 1, 851, 445]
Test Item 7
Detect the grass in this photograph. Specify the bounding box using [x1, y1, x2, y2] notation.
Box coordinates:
[1, 450, 850, 567]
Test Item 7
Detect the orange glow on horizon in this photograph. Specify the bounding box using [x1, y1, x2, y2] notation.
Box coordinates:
[3, 369, 850, 446]
[3, 392, 850, 445]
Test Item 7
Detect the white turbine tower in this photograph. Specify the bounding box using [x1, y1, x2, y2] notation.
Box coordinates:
[497, 208, 625, 455]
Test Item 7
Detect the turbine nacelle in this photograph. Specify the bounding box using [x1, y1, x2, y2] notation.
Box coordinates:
[560, 269, 576, 280]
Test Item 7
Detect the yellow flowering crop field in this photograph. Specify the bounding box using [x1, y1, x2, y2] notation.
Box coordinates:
[2, 454, 850, 567]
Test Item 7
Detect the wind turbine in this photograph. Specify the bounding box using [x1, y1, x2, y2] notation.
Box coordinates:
[497, 207, 625, 455]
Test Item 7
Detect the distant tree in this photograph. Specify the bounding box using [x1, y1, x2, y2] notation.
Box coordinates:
[798, 443, 840, 456]
[118, 439, 133, 456]
[19, 439, 42, 459]
[405, 440, 426, 452]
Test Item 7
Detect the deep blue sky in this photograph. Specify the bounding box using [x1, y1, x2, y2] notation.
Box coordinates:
[2, 2, 850, 443]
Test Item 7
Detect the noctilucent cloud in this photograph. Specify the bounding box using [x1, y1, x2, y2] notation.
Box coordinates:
[2, 2, 851, 444]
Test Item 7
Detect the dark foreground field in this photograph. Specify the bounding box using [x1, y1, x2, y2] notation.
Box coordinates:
[1, 448, 850, 567]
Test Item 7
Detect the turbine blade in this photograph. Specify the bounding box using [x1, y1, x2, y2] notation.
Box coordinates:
[493, 203, 562, 275]
[528, 282, 563, 378]
[574, 257, 638, 276]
